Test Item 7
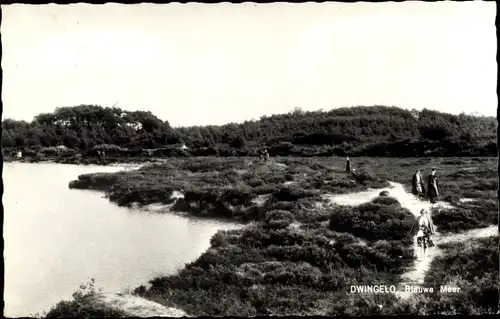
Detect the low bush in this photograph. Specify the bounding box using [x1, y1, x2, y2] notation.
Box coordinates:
[371, 196, 400, 206]
[263, 210, 295, 229]
[45, 279, 127, 318]
[431, 199, 498, 233]
[329, 200, 415, 242]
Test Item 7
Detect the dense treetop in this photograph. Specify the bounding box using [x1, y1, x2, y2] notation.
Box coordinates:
[2, 105, 497, 157]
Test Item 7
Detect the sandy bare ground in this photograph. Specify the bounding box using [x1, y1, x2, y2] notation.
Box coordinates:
[92, 293, 188, 317]
[109, 163, 145, 171]
[273, 162, 287, 168]
[142, 191, 185, 212]
[251, 194, 272, 206]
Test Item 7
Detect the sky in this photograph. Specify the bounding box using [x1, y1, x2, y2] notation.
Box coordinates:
[1, 2, 497, 127]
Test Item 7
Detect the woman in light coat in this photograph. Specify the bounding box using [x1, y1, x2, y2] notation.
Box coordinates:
[410, 209, 435, 250]
[411, 169, 426, 198]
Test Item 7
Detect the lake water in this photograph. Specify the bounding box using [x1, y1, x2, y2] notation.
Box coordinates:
[3, 162, 242, 317]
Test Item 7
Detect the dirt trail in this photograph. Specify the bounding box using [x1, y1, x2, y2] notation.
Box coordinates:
[324, 181, 454, 212]
[325, 181, 497, 299]
[92, 293, 188, 317]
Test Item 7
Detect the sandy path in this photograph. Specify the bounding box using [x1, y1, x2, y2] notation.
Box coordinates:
[325, 181, 497, 299]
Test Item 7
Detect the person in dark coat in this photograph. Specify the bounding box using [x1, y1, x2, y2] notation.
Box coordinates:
[411, 169, 426, 198]
[427, 168, 439, 204]
[345, 156, 351, 173]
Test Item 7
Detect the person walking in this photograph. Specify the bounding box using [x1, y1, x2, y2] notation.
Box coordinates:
[410, 209, 436, 258]
[259, 148, 269, 162]
[345, 156, 351, 173]
[417, 209, 435, 244]
[411, 169, 426, 198]
[427, 167, 439, 204]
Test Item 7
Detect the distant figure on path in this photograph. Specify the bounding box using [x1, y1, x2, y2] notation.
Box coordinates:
[96, 150, 106, 159]
[427, 168, 439, 204]
[345, 156, 351, 173]
[259, 148, 269, 162]
[411, 169, 426, 198]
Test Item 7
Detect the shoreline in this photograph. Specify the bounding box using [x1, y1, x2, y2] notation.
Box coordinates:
[3, 156, 163, 166]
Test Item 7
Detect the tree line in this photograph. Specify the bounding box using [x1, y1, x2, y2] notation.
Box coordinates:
[2, 104, 497, 157]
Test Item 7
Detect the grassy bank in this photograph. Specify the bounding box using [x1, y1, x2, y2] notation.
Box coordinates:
[49, 156, 497, 316]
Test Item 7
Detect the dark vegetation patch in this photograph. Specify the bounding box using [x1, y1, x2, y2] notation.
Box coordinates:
[427, 236, 498, 285]
[431, 199, 498, 233]
[328, 197, 415, 242]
